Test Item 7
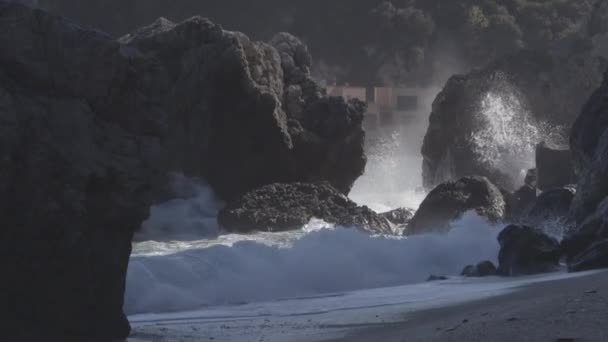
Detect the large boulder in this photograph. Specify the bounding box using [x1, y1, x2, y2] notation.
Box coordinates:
[120, 23, 366, 199]
[523, 186, 576, 232]
[0, 4, 368, 339]
[565, 70, 608, 272]
[407, 176, 506, 235]
[497, 225, 561, 276]
[535, 141, 574, 191]
[218, 182, 393, 234]
[461, 261, 498, 277]
[422, 49, 606, 191]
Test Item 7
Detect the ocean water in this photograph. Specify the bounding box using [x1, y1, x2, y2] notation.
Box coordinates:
[125, 85, 567, 341]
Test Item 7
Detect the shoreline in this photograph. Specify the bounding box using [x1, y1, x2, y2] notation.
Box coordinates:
[337, 270, 608, 342]
[128, 270, 608, 341]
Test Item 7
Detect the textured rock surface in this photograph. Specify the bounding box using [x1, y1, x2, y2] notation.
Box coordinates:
[218, 182, 393, 234]
[0, 4, 368, 339]
[565, 70, 608, 272]
[461, 261, 498, 277]
[497, 225, 561, 276]
[523, 186, 576, 229]
[422, 49, 605, 190]
[408, 176, 506, 235]
[535, 141, 574, 191]
[120, 23, 366, 199]
[380, 208, 415, 227]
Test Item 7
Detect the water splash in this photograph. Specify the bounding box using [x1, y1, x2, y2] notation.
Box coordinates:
[471, 87, 542, 185]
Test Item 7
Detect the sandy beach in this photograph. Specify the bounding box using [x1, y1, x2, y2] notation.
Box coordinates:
[340, 270, 608, 342]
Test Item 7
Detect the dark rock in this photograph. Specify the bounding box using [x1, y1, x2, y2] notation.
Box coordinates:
[408, 176, 506, 235]
[536, 141, 574, 191]
[422, 49, 605, 191]
[525, 168, 537, 188]
[505, 185, 537, 221]
[497, 225, 561, 276]
[562, 198, 608, 263]
[218, 182, 393, 234]
[524, 186, 576, 228]
[380, 208, 415, 226]
[563, 70, 608, 272]
[0, 4, 368, 339]
[120, 21, 367, 200]
[427, 275, 448, 282]
[461, 261, 498, 277]
[568, 240, 608, 272]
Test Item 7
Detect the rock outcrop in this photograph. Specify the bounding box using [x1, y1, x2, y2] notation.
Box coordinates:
[563, 70, 608, 272]
[0, 3, 368, 339]
[407, 176, 506, 235]
[461, 261, 498, 277]
[120, 23, 366, 200]
[497, 225, 561, 276]
[535, 141, 574, 191]
[422, 49, 606, 190]
[218, 182, 393, 234]
[523, 186, 576, 229]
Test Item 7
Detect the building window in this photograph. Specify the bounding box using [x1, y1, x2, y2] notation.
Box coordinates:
[397, 95, 418, 111]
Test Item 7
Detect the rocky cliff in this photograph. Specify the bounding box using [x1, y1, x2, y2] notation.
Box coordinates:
[0, 3, 366, 338]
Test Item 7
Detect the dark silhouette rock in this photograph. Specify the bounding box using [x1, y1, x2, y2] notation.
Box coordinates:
[0, 4, 368, 339]
[422, 49, 605, 191]
[564, 71, 608, 272]
[408, 176, 506, 235]
[427, 275, 448, 282]
[523, 186, 576, 229]
[120, 21, 366, 200]
[568, 240, 608, 272]
[218, 182, 393, 234]
[461, 261, 498, 277]
[497, 225, 561, 276]
[562, 198, 608, 264]
[536, 141, 574, 191]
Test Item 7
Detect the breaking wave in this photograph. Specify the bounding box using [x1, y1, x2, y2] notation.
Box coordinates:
[125, 180, 501, 315]
[470, 79, 563, 184]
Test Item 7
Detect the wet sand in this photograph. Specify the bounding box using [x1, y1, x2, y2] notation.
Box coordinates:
[338, 270, 608, 342]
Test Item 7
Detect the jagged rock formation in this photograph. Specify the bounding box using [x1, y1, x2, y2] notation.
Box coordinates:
[218, 182, 393, 234]
[497, 225, 561, 276]
[422, 49, 606, 191]
[0, 3, 366, 339]
[563, 71, 608, 271]
[407, 176, 506, 235]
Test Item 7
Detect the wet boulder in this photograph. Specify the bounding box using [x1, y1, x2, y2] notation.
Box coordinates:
[461, 261, 498, 277]
[497, 225, 561, 276]
[422, 49, 605, 191]
[568, 240, 608, 272]
[408, 176, 506, 235]
[218, 182, 393, 234]
[536, 141, 574, 191]
[523, 186, 576, 231]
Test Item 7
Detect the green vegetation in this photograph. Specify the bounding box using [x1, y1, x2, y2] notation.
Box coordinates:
[42, 0, 607, 86]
